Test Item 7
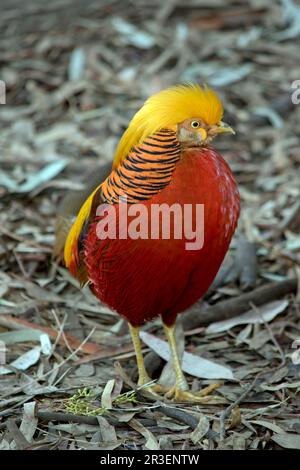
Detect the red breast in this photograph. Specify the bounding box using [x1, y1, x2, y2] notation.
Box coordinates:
[84, 147, 240, 326]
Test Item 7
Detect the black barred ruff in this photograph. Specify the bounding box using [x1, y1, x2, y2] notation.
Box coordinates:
[99, 129, 181, 204]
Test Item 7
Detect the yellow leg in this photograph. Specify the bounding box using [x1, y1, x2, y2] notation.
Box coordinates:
[162, 323, 223, 403]
[128, 324, 152, 387]
[163, 323, 188, 392]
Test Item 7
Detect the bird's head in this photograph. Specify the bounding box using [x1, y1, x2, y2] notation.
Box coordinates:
[113, 83, 234, 167]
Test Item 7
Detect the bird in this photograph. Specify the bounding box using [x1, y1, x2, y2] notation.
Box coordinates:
[53, 162, 112, 262]
[63, 83, 240, 402]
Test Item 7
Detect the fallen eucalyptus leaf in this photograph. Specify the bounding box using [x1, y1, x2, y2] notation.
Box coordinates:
[0, 346, 41, 375]
[18, 160, 68, 193]
[190, 414, 210, 444]
[206, 300, 289, 334]
[250, 419, 285, 434]
[272, 433, 300, 450]
[129, 418, 160, 450]
[101, 379, 115, 409]
[140, 331, 234, 379]
[20, 402, 38, 443]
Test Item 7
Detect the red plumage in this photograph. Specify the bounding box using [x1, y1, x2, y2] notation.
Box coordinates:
[84, 147, 240, 327]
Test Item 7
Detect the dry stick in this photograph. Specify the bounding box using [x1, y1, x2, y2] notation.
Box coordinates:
[182, 278, 297, 330]
[158, 404, 219, 442]
[0, 412, 156, 431]
[218, 336, 288, 444]
[194, 280, 297, 443]
[0, 227, 52, 253]
[0, 314, 101, 354]
[0, 328, 96, 400]
[250, 302, 286, 367]
[51, 308, 75, 356]
[36, 411, 156, 428]
[219, 374, 260, 443]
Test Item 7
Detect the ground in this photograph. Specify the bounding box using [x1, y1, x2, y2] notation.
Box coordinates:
[0, 0, 300, 451]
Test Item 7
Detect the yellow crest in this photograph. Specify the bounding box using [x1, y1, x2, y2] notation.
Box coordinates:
[113, 83, 223, 167]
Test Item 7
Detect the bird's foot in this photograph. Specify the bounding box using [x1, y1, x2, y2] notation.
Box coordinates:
[139, 378, 225, 403]
[137, 374, 153, 389]
[164, 382, 223, 403]
[136, 375, 166, 399]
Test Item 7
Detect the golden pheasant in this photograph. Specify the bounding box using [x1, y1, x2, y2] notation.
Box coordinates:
[64, 84, 240, 401]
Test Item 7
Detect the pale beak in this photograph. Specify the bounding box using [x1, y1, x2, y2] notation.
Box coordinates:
[210, 121, 235, 135]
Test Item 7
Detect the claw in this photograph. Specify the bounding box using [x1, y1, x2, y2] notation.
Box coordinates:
[164, 386, 223, 403]
[139, 382, 169, 399]
[141, 381, 225, 403]
[196, 381, 223, 396]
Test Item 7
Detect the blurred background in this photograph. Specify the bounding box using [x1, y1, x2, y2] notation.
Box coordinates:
[0, 0, 300, 450]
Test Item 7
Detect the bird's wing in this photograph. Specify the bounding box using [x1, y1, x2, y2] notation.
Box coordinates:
[64, 129, 180, 283]
[64, 184, 104, 283]
[53, 162, 113, 263]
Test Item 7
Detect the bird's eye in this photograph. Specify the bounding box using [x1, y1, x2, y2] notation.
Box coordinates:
[191, 121, 200, 129]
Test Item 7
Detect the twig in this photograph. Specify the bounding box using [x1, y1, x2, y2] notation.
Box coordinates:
[219, 343, 290, 444]
[51, 308, 75, 356]
[250, 302, 286, 367]
[0, 227, 52, 253]
[37, 411, 156, 428]
[0, 328, 96, 399]
[158, 404, 219, 442]
[0, 314, 101, 354]
[219, 374, 260, 442]
[12, 249, 30, 279]
[182, 278, 297, 330]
